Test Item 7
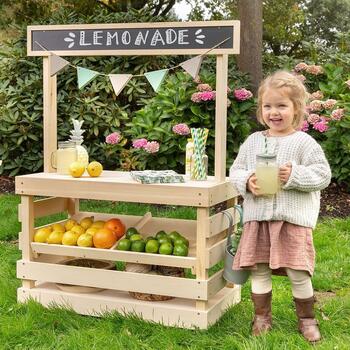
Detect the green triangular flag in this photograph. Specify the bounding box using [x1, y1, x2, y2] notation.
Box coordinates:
[77, 67, 99, 89]
[144, 69, 168, 92]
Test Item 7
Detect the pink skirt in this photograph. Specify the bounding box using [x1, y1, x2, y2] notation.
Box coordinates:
[233, 221, 315, 276]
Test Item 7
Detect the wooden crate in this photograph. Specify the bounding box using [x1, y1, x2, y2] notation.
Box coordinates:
[16, 171, 241, 329]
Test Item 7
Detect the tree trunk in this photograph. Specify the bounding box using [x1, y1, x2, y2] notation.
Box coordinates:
[237, 0, 263, 96]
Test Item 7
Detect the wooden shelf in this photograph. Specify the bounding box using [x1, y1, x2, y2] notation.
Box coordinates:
[15, 171, 237, 207]
[18, 282, 241, 329]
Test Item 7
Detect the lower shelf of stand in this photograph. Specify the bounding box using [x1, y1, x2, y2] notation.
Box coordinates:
[18, 282, 241, 329]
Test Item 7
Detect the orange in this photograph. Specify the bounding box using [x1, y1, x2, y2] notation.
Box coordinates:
[93, 228, 117, 249]
[104, 218, 125, 240]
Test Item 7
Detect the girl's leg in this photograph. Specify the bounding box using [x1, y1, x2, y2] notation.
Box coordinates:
[250, 263, 272, 336]
[286, 268, 321, 343]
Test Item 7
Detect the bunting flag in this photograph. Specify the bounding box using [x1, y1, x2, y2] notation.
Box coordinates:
[180, 56, 203, 79]
[77, 67, 99, 89]
[109, 74, 132, 96]
[50, 54, 70, 77]
[144, 69, 168, 92]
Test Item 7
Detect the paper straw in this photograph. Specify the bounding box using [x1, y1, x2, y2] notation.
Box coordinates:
[191, 128, 208, 180]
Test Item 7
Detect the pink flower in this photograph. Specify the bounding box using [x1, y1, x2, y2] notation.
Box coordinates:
[294, 62, 308, 72]
[234, 88, 253, 101]
[323, 99, 337, 110]
[307, 113, 321, 124]
[106, 132, 121, 145]
[306, 65, 323, 75]
[310, 91, 324, 100]
[313, 118, 329, 132]
[197, 83, 212, 92]
[200, 91, 216, 101]
[346, 80, 350, 89]
[331, 108, 345, 120]
[172, 123, 190, 135]
[300, 120, 309, 132]
[309, 100, 323, 112]
[191, 92, 202, 103]
[144, 141, 160, 153]
[132, 138, 148, 149]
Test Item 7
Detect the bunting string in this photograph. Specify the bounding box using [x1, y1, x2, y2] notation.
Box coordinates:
[35, 36, 231, 95]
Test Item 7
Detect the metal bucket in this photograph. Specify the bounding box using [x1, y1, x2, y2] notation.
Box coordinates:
[222, 206, 250, 285]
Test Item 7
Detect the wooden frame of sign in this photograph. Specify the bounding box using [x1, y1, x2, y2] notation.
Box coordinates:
[16, 20, 241, 329]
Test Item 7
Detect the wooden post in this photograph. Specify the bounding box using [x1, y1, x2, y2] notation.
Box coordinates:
[196, 207, 210, 310]
[20, 196, 35, 288]
[43, 56, 57, 173]
[215, 54, 228, 182]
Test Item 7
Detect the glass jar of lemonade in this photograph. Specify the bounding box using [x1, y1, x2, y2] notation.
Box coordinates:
[255, 154, 279, 195]
[51, 141, 77, 175]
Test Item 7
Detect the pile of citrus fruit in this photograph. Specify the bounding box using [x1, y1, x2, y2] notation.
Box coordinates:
[33, 216, 125, 249]
[116, 228, 189, 256]
[69, 161, 103, 178]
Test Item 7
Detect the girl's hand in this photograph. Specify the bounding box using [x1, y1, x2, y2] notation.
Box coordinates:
[279, 162, 292, 184]
[247, 174, 261, 196]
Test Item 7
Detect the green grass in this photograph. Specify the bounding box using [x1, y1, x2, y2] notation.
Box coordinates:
[0, 194, 350, 349]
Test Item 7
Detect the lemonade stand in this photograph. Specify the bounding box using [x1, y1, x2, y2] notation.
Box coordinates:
[16, 20, 241, 329]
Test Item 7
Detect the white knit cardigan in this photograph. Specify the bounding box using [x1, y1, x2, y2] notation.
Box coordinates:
[229, 131, 331, 228]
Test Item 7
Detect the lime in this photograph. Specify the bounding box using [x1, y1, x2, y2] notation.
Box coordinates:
[131, 240, 146, 252]
[159, 242, 173, 255]
[168, 231, 181, 243]
[173, 243, 189, 256]
[145, 239, 159, 253]
[129, 234, 143, 242]
[155, 230, 167, 240]
[116, 238, 131, 251]
[145, 236, 156, 242]
[174, 236, 189, 247]
[158, 235, 172, 245]
[126, 227, 139, 239]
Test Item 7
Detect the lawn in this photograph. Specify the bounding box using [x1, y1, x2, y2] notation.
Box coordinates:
[0, 194, 349, 349]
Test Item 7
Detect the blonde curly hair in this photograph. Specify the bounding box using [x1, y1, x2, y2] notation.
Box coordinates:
[257, 71, 309, 128]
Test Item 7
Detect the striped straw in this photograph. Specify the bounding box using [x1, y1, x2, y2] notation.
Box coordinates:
[190, 128, 208, 180]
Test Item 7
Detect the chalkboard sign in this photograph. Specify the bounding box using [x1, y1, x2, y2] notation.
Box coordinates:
[27, 20, 240, 56]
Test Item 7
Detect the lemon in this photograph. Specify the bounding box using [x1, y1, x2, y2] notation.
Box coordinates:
[77, 233, 94, 247]
[71, 225, 85, 236]
[85, 227, 98, 236]
[47, 231, 64, 244]
[65, 219, 77, 231]
[80, 216, 94, 230]
[51, 223, 65, 233]
[91, 220, 105, 229]
[62, 231, 79, 246]
[87, 161, 103, 177]
[33, 227, 51, 243]
[69, 161, 85, 178]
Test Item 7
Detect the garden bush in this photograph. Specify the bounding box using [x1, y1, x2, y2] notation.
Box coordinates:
[0, 7, 256, 176]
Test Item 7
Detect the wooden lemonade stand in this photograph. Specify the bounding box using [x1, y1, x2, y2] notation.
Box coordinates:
[16, 21, 241, 329]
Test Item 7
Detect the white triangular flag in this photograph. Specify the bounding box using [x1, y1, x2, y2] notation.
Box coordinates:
[180, 56, 203, 79]
[50, 54, 70, 76]
[144, 69, 168, 92]
[109, 74, 132, 96]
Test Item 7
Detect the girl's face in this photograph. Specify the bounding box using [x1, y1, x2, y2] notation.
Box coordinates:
[261, 87, 296, 136]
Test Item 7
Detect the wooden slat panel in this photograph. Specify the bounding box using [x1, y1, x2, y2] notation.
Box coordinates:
[33, 197, 68, 218]
[209, 182, 238, 206]
[207, 207, 239, 238]
[205, 238, 226, 268]
[207, 270, 226, 298]
[31, 243, 196, 269]
[17, 260, 208, 300]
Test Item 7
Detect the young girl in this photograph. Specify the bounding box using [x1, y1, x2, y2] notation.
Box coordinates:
[230, 71, 331, 342]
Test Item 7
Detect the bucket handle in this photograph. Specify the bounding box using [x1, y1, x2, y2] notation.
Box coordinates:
[222, 204, 243, 248]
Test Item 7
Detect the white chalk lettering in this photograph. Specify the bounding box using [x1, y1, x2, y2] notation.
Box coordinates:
[79, 31, 91, 46]
[165, 29, 177, 44]
[135, 31, 149, 46]
[178, 30, 189, 45]
[106, 32, 118, 46]
[150, 29, 165, 46]
[121, 31, 131, 45]
[93, 31, 103, 45]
